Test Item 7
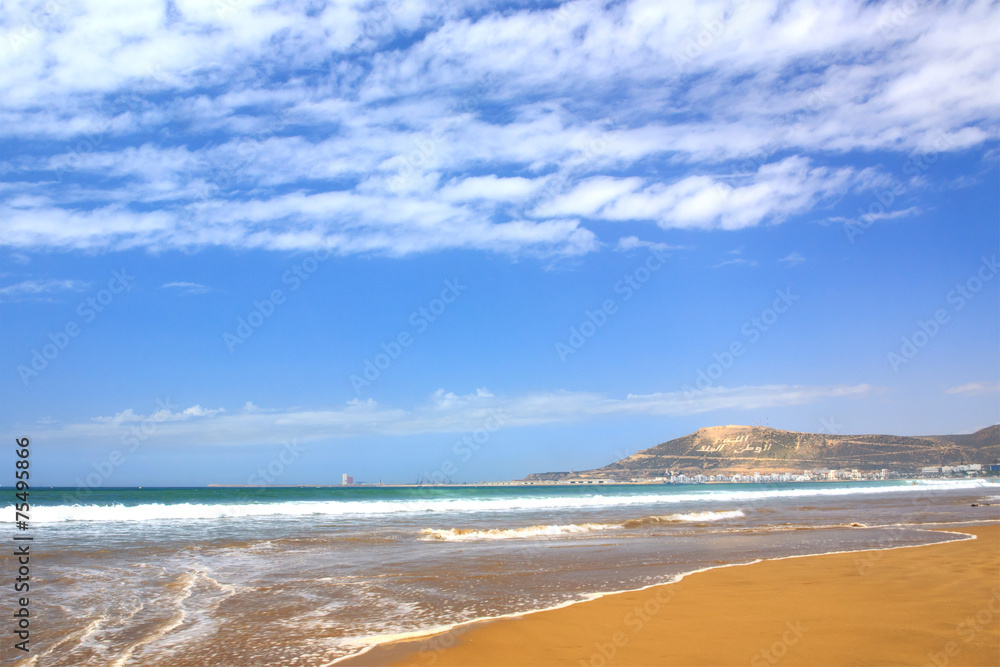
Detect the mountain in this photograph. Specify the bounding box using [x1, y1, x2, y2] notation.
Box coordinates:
[524, 424, 1000, 481]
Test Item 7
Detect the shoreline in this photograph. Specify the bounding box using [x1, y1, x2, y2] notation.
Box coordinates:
[339, 522, 1000, 666]
[204, 477, 1000, 488]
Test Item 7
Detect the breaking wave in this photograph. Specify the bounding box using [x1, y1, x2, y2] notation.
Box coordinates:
[420, 523, 616, 541]
[621, 509, 745, 527]
[12, 479, 993, 524]
[419, 509, 746, 541]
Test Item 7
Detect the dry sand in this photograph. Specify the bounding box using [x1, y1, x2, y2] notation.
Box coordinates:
[347, 524, 1000, 666]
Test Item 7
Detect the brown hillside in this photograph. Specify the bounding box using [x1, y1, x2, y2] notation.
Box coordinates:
[525, 424, 1000, 481]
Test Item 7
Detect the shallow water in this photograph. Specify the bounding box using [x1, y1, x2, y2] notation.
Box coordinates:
[7, 479, 999, 665]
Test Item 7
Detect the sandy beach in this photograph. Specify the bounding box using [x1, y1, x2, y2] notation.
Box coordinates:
[349, 524, 1000, 666]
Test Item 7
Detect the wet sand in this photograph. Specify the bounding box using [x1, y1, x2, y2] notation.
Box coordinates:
[349, 524, 1000, 666]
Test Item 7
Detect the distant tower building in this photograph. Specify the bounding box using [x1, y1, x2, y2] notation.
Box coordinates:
[342, 474, 354, 485]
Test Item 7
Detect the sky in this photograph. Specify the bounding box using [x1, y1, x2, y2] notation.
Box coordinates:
[0, 0, 998, 487]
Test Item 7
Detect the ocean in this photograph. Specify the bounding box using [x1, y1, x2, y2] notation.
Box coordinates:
[7, 479, 1000, 666]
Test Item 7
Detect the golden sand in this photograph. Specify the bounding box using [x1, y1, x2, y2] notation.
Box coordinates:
[348, 525, 1000, 666]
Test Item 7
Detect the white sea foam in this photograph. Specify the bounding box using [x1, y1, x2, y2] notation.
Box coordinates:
[419, 509, 748, 541]
[420, 523, 618, 541]
[12, 479, 994, 523]
[659, 509, 745, 522]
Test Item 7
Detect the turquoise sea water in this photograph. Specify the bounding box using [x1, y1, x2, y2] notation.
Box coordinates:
[23, 478, 996, 520]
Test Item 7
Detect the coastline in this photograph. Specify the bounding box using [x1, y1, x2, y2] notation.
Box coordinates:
[202, 476, 999, 488]
[342, 523, 1000, 666]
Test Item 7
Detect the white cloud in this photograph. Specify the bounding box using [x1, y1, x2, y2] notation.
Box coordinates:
[0, 1, 997, 256]
[438, 175, 543, 202]
[778, 251, 806, 266]
[532, 176, 643, 218]
[0, 278, 89, 301]
[600, 157, 858, 230]
[714, 258, 758, 269]
[161, 281, 211, 294]
[32, 383, 874, 446]
[91, 404, 226, 425]
[613, 236, 678, 254]
[0, 194, 599, 257]
[181, 405, 226, 418]
[829, 205, 922, 227]
[944, 381, 1000, 397]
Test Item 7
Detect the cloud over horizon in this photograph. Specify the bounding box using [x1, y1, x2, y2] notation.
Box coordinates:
[22, 384, 875, 447]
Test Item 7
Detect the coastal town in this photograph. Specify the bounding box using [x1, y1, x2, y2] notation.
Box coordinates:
[513, 463, 999, 486]
[331, 462, 1000, 488]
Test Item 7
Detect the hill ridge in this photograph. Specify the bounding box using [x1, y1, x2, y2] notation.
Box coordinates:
[524, 424, 1000, 481]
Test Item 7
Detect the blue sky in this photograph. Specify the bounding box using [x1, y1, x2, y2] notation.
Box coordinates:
[1, 0, 998, 486]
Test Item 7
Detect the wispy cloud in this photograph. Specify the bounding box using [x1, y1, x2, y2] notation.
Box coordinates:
[944, 381, 1000, 396]
[613, 236, 678, 254]
[91, 404, 227, 425]
[0, 1, 995, 256]
[587, 158, 862, 230]
[160, 281, 211, 294]
[778, 251, 806, 267]
[714, 258, 758, 269]
[829, 206, 922, 226]
[0, 278, 89, 301]
[29, 384, 873, 447]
